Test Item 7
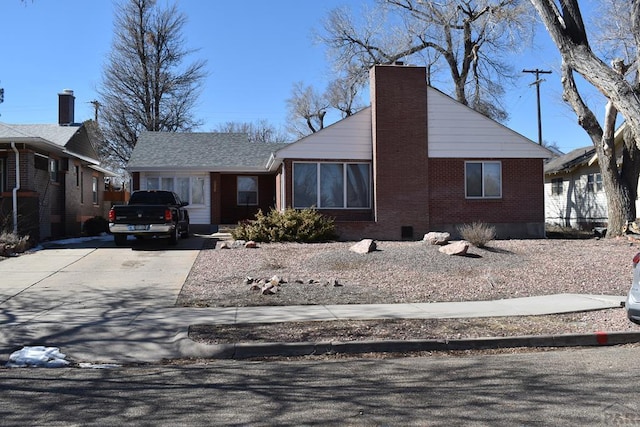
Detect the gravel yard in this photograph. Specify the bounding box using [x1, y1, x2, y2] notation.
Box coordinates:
[181, 237, 640, 344]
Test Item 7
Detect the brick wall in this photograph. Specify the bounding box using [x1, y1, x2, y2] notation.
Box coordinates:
[429, 158, 545, 238]
[219, 174, 277, 224]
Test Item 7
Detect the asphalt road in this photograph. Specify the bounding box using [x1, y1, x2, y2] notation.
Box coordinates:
[0, 345, 638, 426]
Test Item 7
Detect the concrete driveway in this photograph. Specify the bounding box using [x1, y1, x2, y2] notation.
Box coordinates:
[0, 235, 206, 364]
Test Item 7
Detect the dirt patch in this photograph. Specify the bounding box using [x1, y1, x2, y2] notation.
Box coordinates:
[180, 238, 640, 343]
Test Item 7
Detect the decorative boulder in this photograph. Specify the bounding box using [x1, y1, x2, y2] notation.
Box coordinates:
[423, 232, 451, 245]
[439, 240, 469, 256]
[350, 239, 377, 254]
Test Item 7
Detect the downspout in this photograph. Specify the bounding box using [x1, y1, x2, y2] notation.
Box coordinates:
[11, 142, 20, 235]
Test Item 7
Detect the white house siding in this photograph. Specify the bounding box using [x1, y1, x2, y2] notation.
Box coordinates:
[545, 166, 608, 229]
[275, 108, 373, 160]
[138, 171, 211, 225]
[427, 87, 551, 159]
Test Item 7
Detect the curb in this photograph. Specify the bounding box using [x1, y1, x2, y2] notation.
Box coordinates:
[203, 331, 640, 359]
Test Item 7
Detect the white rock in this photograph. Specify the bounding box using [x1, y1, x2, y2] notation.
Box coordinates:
[438, 241, 469, 256]
[350, 239, 377, 254]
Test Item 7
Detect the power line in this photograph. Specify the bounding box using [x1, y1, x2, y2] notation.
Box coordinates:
[523, 68, 552, 145]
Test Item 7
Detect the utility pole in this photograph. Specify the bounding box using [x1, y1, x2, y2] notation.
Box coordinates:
[523, 68, 552, 145]
[89, 100, 101, 123]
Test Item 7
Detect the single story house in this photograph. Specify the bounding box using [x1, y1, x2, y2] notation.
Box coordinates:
[544, 124, 636, 230]
[127, 64, 553, 240]
[544, 146, 606, 229]
[0, 90, 115, 241]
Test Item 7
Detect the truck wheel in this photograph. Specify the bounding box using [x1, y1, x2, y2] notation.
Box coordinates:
[114, 234, 127, 247]
[168, 227, 179, 246]
[180, 223, 190, 239]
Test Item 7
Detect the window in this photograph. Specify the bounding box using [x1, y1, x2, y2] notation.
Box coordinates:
[92, 176, 98, 204]
[587, 173, 602, 193]
[75, 165, 80, 187]
[49, 158, 59, 182]
[465, 161, 502, 198]
[0, 158, 4, 193]
[293, 162, 371, 209]
[237, 176, 258, 205]
[191, 177, 205, 205]
[551, 178, 563, 195]
[145, 176, 205, 205]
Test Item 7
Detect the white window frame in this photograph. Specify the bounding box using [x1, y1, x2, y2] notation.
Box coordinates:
[49, 158, 59, 182]
[587, 173, 602, 193]
[145, 175, 205, 206]
[465, 161, 502, 199]
[293, 161, 371, 209]
[92, 176, 99, 205]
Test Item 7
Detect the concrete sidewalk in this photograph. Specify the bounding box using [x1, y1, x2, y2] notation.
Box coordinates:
[0, 236, 637, 365]
[1, 292, 632, 364]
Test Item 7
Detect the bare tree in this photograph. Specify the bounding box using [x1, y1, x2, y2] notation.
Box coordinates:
[325, 70, 367, 118]
[213, 120, 290, 144]
[529, 0, 640, 237]
[320, 0, 535, 122]
[286, 82, 329, 139]
[98, 0, 207, 165]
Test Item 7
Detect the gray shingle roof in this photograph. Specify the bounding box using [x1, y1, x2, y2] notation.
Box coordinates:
[544, 145, 595, 174]
[0, 123, 81, 147]
[127, 132, 288, 172]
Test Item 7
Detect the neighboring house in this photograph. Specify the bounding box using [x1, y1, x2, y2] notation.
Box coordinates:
[127, 64, 552, 240]
[544, 124, 637, 230]
[544, 146, 607, 229]
[0, 90, 115, 241]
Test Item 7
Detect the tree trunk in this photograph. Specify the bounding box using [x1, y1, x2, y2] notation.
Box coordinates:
[530, 1, 640, 237]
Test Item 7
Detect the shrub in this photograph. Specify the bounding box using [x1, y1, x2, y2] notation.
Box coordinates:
[0, 232, 31, 256]
[83, 216, 109, 236]
[231, 208, 337, 243]
[458, 222, 496, 247]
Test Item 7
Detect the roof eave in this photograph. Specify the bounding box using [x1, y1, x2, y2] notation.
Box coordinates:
[126, 166, 272, 173]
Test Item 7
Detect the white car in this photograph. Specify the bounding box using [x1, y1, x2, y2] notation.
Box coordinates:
[626, 253, 640, 324]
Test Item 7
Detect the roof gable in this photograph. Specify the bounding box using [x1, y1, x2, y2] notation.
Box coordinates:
[275, 108, 372, 160]
[275, 87, 552, 162]
[426, 87, 552, 159]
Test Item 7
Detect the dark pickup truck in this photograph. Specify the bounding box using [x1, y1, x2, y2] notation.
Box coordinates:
[108, 190, 190, 246]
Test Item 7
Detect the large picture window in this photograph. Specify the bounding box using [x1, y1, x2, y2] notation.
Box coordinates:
[465, 161, 502, 198]
[237, 176, 258, 206]
[145, 176, 205, 205]
[293, 162, 370, 209]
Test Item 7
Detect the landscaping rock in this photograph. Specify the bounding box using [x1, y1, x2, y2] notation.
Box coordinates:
[423, 232, 451, 245]
[439, 241, 469, 256]
[350, 239, 376, 254]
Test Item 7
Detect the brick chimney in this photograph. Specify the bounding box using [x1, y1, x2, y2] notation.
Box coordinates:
[370, 64, 430, 239]
[58, 89, 75, 125]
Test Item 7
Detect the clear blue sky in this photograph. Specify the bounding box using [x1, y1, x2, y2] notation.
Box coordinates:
[0, 0, 601, 153]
